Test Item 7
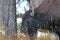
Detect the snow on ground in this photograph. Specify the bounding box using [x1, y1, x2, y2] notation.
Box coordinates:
[37, 30, 59, 40]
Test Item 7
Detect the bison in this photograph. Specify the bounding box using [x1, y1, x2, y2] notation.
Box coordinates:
[21, 0, 60, 40]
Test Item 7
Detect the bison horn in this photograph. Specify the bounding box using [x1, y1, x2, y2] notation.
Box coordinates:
[30, 1, 35, 16]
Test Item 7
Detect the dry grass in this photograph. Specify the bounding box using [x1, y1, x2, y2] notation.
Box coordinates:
[0, 33, 6, 40]
[0, 31, 59, 40]
[17, 32, 59, 40]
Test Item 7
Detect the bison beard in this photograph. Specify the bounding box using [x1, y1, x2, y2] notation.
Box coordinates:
[21, 10, 60, 39]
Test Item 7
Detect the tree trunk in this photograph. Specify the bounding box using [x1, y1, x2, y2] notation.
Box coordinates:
[0, 0, 4, 28]
[4, 0, 17, 40]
